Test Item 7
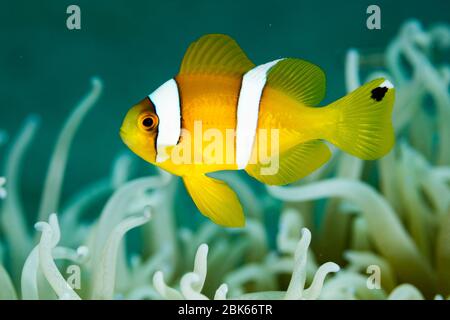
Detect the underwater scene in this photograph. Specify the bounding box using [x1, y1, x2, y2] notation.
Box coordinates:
[1, 0, 450, 301]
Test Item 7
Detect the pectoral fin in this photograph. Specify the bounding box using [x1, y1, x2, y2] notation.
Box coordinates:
[245, 140, 331, 185]
[183, 174, 245, 227]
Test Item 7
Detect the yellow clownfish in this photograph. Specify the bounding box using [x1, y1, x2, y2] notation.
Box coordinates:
[120, 34, 395, 228]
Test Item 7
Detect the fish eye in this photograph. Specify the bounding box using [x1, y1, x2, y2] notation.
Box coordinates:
[139, 114, 158, 131]
[143, 117, 154, 128]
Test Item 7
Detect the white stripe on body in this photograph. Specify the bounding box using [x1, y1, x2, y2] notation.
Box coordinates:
[148, 79, 181, 163]
[235, 59, 284, 169]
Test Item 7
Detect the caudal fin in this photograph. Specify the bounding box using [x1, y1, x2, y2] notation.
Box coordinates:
[325, 78, 395, 160]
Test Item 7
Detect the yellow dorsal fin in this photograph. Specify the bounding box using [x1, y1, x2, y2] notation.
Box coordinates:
[245, 140, 331, 185]
[179, 34, 255, 77]
[183, 174, 245, 227]
[266, 58, 326, 106]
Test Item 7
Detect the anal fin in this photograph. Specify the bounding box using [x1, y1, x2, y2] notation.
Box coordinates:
[183, 174, 245, 227]
[245, 140, 331, 185]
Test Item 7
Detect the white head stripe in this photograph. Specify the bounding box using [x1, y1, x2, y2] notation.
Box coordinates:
[235, 59, 284, 169]
[148, 79, 181, 163]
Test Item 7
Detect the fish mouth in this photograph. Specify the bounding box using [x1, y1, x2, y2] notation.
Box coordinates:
[119, 128, 128, 141]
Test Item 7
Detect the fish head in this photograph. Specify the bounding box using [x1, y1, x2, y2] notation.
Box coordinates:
[120, 97, 158, 163]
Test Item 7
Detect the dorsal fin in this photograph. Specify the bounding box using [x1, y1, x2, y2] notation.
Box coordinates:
[179, 34, 255, 77]
[266, 58, 326, 106]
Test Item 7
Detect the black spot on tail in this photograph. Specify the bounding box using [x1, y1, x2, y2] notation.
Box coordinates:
[371, 86, 388, 102]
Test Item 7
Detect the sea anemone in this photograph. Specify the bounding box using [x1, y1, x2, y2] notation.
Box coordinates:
[268, 19, 450, 299]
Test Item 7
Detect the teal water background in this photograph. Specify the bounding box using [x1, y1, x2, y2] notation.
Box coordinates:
[0, 0, 449, 220]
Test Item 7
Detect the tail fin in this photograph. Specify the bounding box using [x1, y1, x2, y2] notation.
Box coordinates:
[325, 78, 395, 160]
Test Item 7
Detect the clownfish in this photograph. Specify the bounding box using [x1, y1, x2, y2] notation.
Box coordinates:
[120, 34, 395, 227]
